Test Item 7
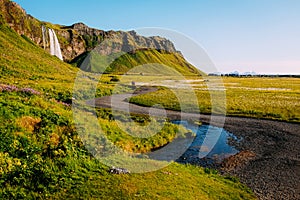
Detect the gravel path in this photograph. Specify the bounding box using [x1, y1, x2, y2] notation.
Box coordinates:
[220, 117, 300, 200]
[88, 87, 300, 200]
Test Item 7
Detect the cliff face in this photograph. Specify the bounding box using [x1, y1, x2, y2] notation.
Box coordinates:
[0, 0, 43, 44]
[56, 24, 180, 63]
[56, 23, 112, 62]
[0, 0, 179, 63]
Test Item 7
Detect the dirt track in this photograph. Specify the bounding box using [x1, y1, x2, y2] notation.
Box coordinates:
[88, 87, 300, 200]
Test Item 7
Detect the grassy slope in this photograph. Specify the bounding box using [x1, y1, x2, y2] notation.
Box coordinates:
[82, 49, 203, 76]
[109, 49, 202, 76]
[0, 24, 255, 199]
[0, 24, 76, 94]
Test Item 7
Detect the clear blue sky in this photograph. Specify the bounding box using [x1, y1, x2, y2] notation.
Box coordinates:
[14, 0, 300, 74]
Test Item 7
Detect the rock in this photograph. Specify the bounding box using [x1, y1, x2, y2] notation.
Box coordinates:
[162, 171, 172, 175]
[108, 166, 130, 174]
[221, 150, 256, 172]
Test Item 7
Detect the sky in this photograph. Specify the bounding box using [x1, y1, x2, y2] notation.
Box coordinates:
[13, 0, 300, 74]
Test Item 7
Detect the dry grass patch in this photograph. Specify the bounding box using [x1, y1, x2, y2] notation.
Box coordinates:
[16, 116, 41, 133]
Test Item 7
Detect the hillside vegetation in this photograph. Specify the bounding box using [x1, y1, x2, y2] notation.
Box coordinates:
[0, 13, 255, 200]
[80, 49, 202, 75]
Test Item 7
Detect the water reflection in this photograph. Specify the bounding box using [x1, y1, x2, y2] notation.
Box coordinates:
[173, 121, 239, 167]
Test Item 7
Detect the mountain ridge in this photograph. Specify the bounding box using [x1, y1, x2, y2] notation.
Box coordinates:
[0, 0, 203, 76]
[1, 0, 182, 63]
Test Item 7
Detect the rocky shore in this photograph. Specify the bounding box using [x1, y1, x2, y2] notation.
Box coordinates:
[219, 117, 300, 200]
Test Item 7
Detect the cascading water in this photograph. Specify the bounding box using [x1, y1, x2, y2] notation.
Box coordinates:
[42, 26, 47, 50]
[48, 28, 63, 60]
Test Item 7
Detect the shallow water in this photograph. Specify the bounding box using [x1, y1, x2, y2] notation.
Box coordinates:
[172, 121, 239, 167]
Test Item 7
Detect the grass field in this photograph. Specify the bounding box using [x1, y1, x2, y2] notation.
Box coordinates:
[0, 23, 256, 199]
[0, 85, 255, 199]
[1, 3, 298, 198]
[128, 76, 300, 123]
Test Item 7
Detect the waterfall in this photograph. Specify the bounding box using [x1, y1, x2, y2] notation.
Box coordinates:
[48, 28, 63, 60]
[48, 29, 55, 55]
[42, 26, 47, 50]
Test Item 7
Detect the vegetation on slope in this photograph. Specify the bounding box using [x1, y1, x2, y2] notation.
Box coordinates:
[109, 49, 202, 75]
[0, 24, 76, 98]
[78, 49, 203, 76]
[0, 22, 255, 199]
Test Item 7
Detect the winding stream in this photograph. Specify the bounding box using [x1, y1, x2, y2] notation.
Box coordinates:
[86, 87, 300, 198]
[88, 87, 241, 166]
[172, 121, 239, 167]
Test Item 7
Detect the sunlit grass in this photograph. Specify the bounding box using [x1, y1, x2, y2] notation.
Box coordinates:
[129, 77, 300, 122]
[0, 24, 255, 199]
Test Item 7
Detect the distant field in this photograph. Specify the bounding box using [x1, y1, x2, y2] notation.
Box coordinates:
[127, 76, 300, 123]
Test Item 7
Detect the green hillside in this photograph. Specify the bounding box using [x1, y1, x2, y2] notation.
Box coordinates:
[79, 49, 202, 76]
[0, 15, 255, 200]
[0, 24, 75, 91]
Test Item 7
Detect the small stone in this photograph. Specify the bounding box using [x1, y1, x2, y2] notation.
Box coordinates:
[109, 166, 130, 174]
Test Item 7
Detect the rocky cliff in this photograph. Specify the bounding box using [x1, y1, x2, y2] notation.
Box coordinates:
[0, 0, 180, 63]
[0, 0, 43, 44]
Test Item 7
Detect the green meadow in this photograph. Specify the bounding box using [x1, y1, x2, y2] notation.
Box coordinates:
[0, 24, 256, 199]
[129, 76, 300, 123]
[1, 0, 299, 199]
